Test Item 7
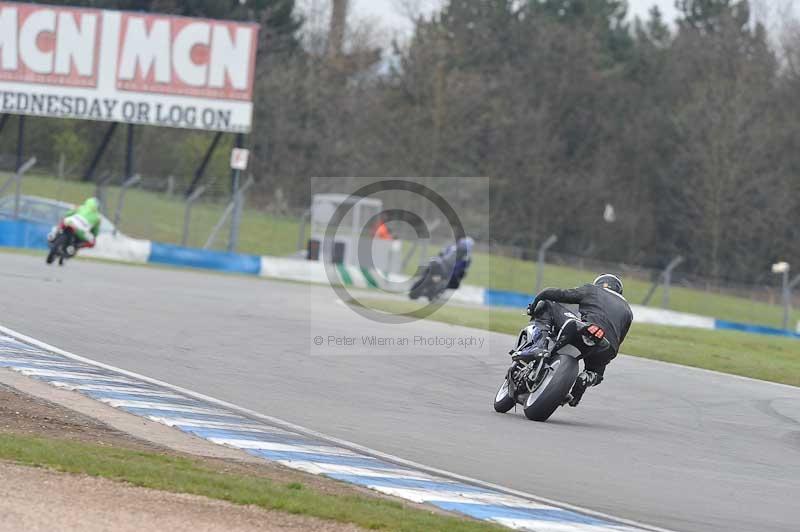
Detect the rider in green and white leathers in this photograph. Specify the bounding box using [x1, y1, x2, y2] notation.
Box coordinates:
[53, 197, 102, 248]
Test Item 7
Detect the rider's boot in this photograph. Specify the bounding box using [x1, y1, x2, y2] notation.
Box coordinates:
[568, 370, 599, 407]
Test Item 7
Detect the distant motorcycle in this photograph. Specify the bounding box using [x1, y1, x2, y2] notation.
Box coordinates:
[493, 312, 611, 421]
[46, 219, 86, 266]
[409, 255, 453, 301]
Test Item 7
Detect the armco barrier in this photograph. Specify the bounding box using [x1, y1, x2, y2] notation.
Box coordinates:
[715, 319, 800, 339]
[0, 220, 49, 250]
[149, 241, 261, 275]
[82, 233, 151, 264]
[484, 289, 531, 308]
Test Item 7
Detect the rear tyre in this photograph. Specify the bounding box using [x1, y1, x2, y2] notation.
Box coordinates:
[493, 378, 516, 413]
[522, 354, 579, 422]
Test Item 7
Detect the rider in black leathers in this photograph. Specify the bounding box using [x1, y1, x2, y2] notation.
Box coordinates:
[528, 274, 633, 406]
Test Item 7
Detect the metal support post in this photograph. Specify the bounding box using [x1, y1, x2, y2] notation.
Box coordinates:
[535, 234, 558, 294]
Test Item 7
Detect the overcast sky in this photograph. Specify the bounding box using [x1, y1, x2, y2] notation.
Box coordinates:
[295, 0, 798, 50]
[349, 0, 681, 36]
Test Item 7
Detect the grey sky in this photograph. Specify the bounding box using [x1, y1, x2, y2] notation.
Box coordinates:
[350, 0, 681, 36]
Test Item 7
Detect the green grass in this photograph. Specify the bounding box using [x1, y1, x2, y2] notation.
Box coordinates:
[6, 174, 794, 327]
[4, 173, 305, 256]
[398, 246, 798, 328]
[0, 433, 505, 532]
[357, 298, 800, 387]
[470, 253, 800, 328]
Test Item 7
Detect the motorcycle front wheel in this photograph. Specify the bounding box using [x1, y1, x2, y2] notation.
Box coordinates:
[493, 378, 516, 413]
[46, 233, 68, 265]
[522, 354, 579, 422]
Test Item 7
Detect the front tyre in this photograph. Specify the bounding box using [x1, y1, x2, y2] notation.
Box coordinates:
[522, 354, 579, 422]
[493, 378, 516, 413]
[46, 232, 67, 265]
[409, 270, 428, 300]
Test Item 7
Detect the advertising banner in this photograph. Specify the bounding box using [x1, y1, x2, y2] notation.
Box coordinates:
[0, 2, 258, 132]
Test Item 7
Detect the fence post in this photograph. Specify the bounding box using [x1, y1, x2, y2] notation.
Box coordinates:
[661, 256, 684, 309]
[182, 185, 207, 247]
[16, 115, 25, 172]
[789, 274, 800, 331]
[228, 133, 246, 253]
[205, 177, 253, 250]
[10, 157, 37, 219]
[55, 153, 66, 201]
[535, 234, 558, 294]
[296, 208, 310, 254]
[112, 174, 141, 234]
[95, 173, 113, 214]
[771, 262, 792, 329]
[228, 179, 244, 253]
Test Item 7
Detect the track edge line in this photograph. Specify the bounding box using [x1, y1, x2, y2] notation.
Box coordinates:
[0, 323, 678, 532]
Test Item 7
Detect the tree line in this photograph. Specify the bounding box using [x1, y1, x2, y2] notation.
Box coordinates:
[2, 0, 799, 284]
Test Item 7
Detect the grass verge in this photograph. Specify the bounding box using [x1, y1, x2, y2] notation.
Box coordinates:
[0, 433, 505, 532]
[464, 254, 799, 328]
[357, 298, 800, 387]
[8, 174, 795, 327]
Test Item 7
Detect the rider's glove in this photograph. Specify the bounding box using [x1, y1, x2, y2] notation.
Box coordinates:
[586, 324, 605, 340]
[526, 299, 545, 318]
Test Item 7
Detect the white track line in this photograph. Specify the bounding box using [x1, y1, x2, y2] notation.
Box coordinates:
[0, 325, 676, 532]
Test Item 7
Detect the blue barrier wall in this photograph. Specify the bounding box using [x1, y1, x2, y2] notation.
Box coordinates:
[149, 242, 261, 275]
[0, 220, 49, 250]
[482, 286, 798, 340]
[484, 289, 532, 308]
[714, 319, 800, 339]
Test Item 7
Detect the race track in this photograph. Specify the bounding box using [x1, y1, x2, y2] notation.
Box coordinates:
[2, 252, 799, 532]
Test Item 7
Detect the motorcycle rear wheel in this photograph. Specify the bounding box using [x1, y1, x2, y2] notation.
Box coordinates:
[522, 354, 578, 422]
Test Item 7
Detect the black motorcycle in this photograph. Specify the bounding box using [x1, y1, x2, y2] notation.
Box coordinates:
[46, 226, 78, 266]
[493, 312, 610, 421]
[408, 255, 453, 301]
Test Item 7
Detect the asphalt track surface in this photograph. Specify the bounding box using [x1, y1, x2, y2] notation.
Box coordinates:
[2, 252, 799, 532]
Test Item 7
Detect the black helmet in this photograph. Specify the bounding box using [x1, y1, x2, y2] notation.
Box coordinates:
[594, 273, 623, 295]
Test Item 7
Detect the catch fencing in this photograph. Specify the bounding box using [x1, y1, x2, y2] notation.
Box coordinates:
[0, 152, 796, 329]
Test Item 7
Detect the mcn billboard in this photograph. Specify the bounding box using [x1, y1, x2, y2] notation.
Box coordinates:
[0, 2, 258, 132]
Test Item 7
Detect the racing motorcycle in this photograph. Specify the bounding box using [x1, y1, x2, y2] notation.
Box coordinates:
[46, 219, 87, 266]
[493, 308, 610, 421]
[408, 255, 453, 301]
